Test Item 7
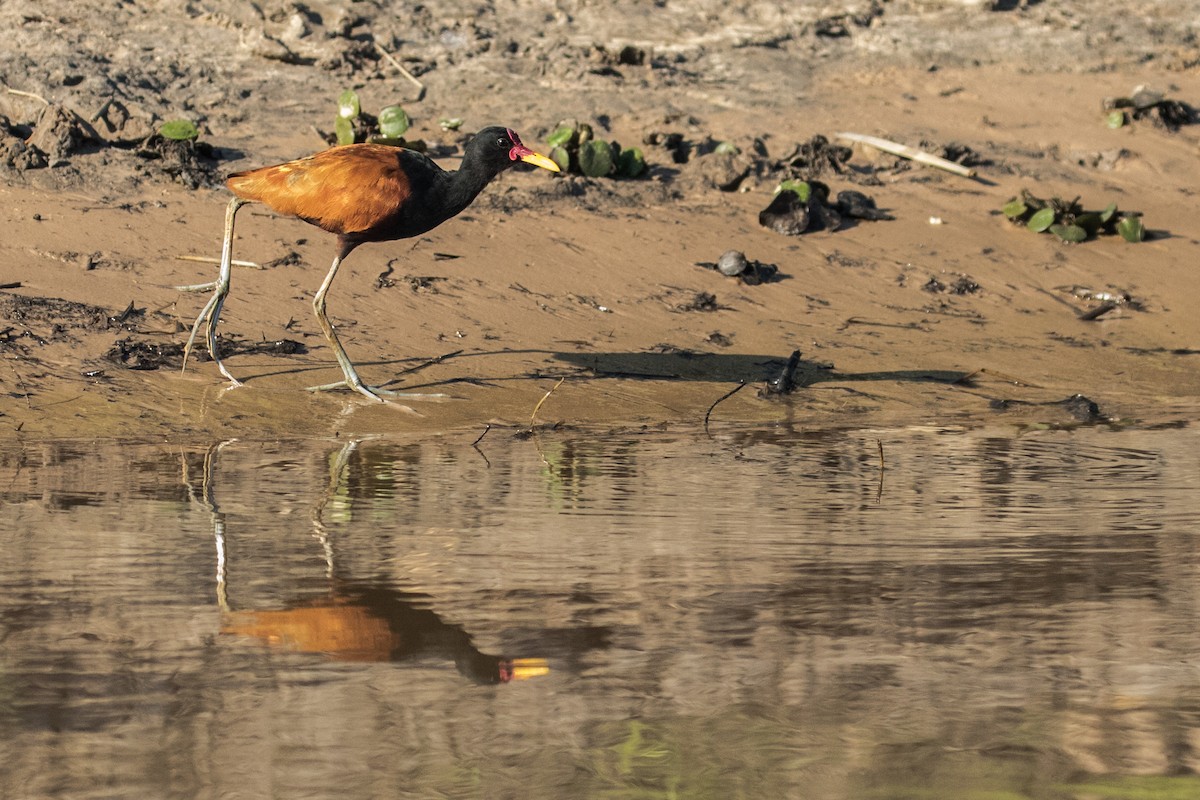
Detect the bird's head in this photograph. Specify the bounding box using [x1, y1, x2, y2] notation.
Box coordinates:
[467, 126, 560, 175]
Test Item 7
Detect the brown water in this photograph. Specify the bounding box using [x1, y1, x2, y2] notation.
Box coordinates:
[2, 425, 1200, 800]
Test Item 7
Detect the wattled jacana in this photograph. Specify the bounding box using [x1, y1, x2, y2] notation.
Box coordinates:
[181, 126, 560, 401]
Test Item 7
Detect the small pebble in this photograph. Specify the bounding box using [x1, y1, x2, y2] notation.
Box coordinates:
[717, 250, 748, 276]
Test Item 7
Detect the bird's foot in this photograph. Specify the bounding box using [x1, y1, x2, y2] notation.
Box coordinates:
[307, 378, 387, 402]
[306, 379, 448, 403]
[217, 378, 245, 396]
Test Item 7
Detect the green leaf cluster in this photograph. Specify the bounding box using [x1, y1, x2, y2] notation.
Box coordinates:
[1002, 190, 1144, 243]
[333, 90, 422, 151]
[544, 120, 646, 179]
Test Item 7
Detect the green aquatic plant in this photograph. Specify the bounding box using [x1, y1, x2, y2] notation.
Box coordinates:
[1002, 190, 1145, 244]
[542, 120, 646, 179]
[1116, 214, 1145, 242]
[546, 124, 577, 149]
[616, 146, 646, 178]
[376, 105, 410, 141]
[775, 179, 812, 202]
[335, 89, 360, 145]
[579, 139, 614, 178]
[332, 90, 422, 150]
[159, 119, 199, 141]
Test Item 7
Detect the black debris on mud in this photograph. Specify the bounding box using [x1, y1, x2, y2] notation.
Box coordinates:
[663, 291, 721, 313]
[835, 190, 893, 221]
[104, 338, 187, 371]
[1060, 393, 1104, 422]
[924, 275, 983, 295]
[759, 190, 835, 236]
[0, 293, 119, 348]
[696, 251, 781, 285]
[936, 142, 993, 170]
[104, 336, 307, 370]
[1104, 87, 1198, 131]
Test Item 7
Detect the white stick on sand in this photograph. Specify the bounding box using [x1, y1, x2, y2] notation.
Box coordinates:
[836, 132, 977, 178]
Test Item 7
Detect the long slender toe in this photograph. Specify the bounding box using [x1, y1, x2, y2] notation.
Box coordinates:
[307, 379, 385, 402]
[305, 379, 450, 402]
[181, 293, 219, 374]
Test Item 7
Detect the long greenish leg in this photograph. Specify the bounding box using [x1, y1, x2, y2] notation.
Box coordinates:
[306, 244, 384, 402]
[182, 197, 250, 386]
[305, 244, 448, 402]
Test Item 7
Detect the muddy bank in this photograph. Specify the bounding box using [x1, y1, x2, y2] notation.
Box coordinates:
[1, 1, 1198, 439]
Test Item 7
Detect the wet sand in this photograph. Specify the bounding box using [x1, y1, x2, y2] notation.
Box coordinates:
[2, 0, 1198, 439]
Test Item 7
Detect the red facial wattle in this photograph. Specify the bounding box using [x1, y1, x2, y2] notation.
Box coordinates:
[505, 128, 561, 172]
[506, 128, 529, 161]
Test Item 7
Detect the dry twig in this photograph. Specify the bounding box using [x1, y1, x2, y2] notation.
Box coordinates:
[875, 439, 885, 503]
[1, 82, 50, 107]
[175, 255, 263, 269]
[373, 41, 426, 101]
[836, 132, 977, 178]
[703, 381, 745, 434]
[530, 377, 565, 428]
[472, 424, 491, 447]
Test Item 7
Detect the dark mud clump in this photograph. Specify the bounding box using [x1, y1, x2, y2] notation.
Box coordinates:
[935, 141, 992, 170]
[0, 98, 222, 188]
[759, 189, 837, 235]
[0, 116, 49, 170]
[0, 104, 102, 172]
[775, 135, 855, 179]
[759, 182, 891, 236]
[134, 134, 223, 190]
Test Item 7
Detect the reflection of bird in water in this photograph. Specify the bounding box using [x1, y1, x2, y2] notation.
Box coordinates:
[222, 582, 549, 685]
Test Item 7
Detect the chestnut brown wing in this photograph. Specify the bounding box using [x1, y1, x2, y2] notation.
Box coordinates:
[226, 144, 418, 236]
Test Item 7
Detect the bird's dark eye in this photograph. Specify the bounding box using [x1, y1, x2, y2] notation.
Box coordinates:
[497, 137, 509, 148]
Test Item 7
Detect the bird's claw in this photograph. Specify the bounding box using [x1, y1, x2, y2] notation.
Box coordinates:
[307, 379, 388, 402]
[306, 379, 448, 403]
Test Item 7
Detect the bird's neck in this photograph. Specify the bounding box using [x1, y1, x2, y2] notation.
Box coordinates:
[441, 159, 502, 214]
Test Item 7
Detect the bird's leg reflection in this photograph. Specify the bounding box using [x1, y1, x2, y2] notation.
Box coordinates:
[181, 439, 240, 612]
[311, 437, 365, 580]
